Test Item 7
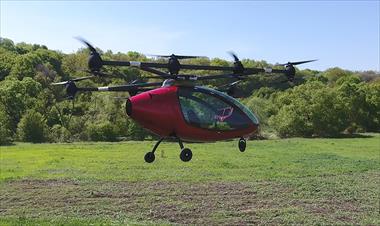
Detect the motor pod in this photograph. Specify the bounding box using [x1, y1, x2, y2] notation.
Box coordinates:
[88, 52, 103, 72]
[227, 85, 245, 98]
[285, 64, 296, 81]
[66, 81, 78, 99]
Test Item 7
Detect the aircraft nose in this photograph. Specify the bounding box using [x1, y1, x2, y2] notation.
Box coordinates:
[125, 92, 152, 118]
[126, 98, 132, 116]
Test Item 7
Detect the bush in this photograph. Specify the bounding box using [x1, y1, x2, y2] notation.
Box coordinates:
[86, 121, 118, 141]
[50, 124, 71, 142]
[127, 121, 148, 141]
[269, 81, 346, 137]
[67, 116, 88, 141]
[0, 126, 12, 145]
[17, 110, 48, 143]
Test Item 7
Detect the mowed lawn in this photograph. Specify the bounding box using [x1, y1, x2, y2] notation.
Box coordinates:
[0, 134, 379, 225]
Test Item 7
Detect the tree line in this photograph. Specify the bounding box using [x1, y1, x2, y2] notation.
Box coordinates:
[0, 38, 379, 145]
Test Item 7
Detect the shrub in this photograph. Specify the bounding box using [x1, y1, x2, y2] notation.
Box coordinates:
[127, 121, 148, 141]
[269, 81, 346, 137]
[86, 121, 118, 141]
[17, 110, 48, 143]
[50, 124, 71, 142]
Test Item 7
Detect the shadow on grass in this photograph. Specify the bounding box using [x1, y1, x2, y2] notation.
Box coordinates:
[326, 133, 374, 139]
[0, 143, 16, 147]
[253, 133, 376, 140]
[301, 133, 375, 139]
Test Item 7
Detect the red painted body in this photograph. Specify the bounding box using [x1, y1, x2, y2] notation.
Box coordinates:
[127, 86, 259, 142]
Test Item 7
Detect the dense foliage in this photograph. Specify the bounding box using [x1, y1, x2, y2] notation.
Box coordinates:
[0, 38, 379, 144]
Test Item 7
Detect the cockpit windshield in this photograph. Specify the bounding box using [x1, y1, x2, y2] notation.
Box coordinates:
[178, 86, 259, 131]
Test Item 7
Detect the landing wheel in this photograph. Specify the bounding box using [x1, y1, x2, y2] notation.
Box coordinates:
[144, 152, 155, 163]
[238, 138, 246, 152]
[180, 148, 192, 162]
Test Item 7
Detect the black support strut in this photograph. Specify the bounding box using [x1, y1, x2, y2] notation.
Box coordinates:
[177, 137, 184, 149]
[152, 137, 164, 154]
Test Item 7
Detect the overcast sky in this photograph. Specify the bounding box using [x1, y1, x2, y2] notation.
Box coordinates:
[1, 1, 379, 71]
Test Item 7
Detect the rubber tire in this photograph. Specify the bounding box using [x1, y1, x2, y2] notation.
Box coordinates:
[180, 148, 192, 162]
[238, 138, 246, 152]
[144, 152, 155, 163]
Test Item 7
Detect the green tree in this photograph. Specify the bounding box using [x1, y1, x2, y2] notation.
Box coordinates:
[322, 67, 352, 83]
[0, 77, 42, 131]
[0, 109, 13, 145]
[363, 82, 380, 131]
[269, 81, 346, 137]
[336, 75, 367, 132]
[0, 47, 17, 80]
[17, 110, 49, 143]
[0, 37, 16, 52]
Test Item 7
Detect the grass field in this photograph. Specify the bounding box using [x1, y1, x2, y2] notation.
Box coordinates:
[0, 134, 379, 225]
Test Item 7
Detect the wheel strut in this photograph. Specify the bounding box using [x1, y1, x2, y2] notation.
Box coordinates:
[144, 136, 194, 163]
[152, 137, 164, 154]
[144, 137, 164, 163]
[177, 137, 192, 162]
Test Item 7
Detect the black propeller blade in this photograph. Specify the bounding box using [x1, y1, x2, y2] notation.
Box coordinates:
[277, 60, 317, 82]
[151, 54, 205, 59]
[228, 51, 240, 62]
[228, 52, 245, 74]
[51, 76, 95, 85]
[218, 80, 241, 89]
[75, 37, 103, 72]
[50, 80, 80, 100]
[278, 59, 317, 66]
[75, 37, 97, 53]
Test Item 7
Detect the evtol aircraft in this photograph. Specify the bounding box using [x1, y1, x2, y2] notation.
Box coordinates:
[53, 38, 316, 163]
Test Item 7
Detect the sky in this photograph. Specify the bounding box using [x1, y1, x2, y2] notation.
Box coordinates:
[1, 1, 379, 71]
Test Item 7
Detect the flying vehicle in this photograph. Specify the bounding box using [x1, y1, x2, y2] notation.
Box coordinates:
[53, 38, 316, 163]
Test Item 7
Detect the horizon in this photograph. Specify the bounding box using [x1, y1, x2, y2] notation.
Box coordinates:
[1, 1, 379, 71]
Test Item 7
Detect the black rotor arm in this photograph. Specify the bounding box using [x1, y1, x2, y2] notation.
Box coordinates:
[63, 81, 162, 99]
[101, 60, 234, 71]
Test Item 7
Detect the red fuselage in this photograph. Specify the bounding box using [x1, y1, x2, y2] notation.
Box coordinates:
[126, 85, 259, 142]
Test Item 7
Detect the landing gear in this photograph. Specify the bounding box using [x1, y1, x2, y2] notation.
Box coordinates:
[144, 136, 193, 163]
[178, 137, 192, 162]
[180, 148, 192, 162]
[144, 137, 164, 163]
[238, 137, 246, 152]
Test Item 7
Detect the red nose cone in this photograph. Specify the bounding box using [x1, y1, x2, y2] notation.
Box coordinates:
[126, 87, 179, 137]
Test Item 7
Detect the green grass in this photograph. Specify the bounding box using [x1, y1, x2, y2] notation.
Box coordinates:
[1, 134, 379, 225]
